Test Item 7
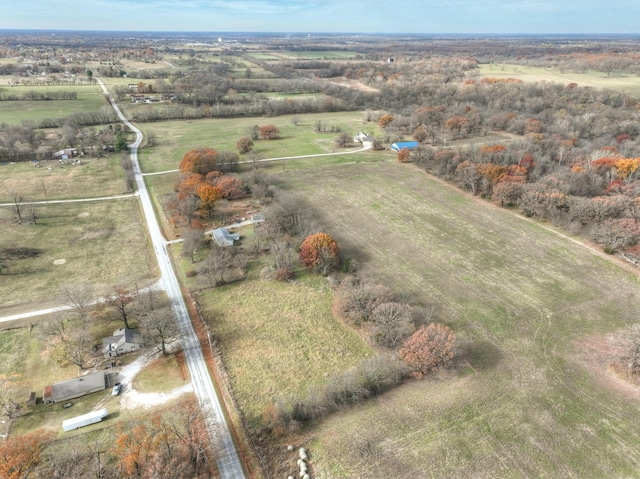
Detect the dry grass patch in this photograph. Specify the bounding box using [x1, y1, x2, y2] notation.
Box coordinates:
[0, 199, 156, 313]
[133, 352, 190, 393]
[0, 156, 127, 202]
[476, 63, 640, 97]
[198, 274, 373, 429]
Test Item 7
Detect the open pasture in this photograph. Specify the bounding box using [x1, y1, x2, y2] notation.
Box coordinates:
[476, 63, 640, 97]
[137, 111, 378, 173]
[275, 161, 640, 478]
[278, 51, 359, 60]
[0, 155, 127, 202]
[0, 84, 107, 124]
[198, 274, 374, 430]
[0, 199, 156, 314]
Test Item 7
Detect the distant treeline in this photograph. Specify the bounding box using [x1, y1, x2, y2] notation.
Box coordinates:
[0, 90, 77, 101]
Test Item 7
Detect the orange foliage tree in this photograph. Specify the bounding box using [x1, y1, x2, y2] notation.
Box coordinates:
[397, 148, 411, 163]
[176, 173, 205, 201]
[615, 158, 640, 183]
[398, 323, 456, 378]
[179, 148, 219, 176]
[412, 125, 429, 142]
[214, 176, 244, 200]
[197, 184, 221, 217]
[0, 429, 55, 479]
[299, 232, 339, 275]
[259, 124, 280, 140]
[378, 114, 394, 128]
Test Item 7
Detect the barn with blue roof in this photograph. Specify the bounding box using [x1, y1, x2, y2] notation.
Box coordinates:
[390, 141, 419, 152]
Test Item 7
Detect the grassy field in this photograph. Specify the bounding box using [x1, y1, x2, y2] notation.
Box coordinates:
[0, 199, 156, 314]
[278, 51, 359, 60]
[197, 272, 374, 430]
[0, 155, 128, 202]
[133, 352, 190, 393]
[476, 63, 640, 97]
[269, 161, 640, 478]
[0, 84, 107, 124]
[136, 111, 379, 173]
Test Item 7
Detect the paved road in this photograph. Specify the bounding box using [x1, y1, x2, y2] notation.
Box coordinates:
[96, 79, 246, 479]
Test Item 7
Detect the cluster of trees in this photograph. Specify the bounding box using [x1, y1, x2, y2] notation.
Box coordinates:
[38, 284, 179, 371]
[163, 148, 243, 226]
[0, 397, 216, 479]
[0, 120, 124, 162]
[360, 78, 640, 258]
[0, 90, 78, 101]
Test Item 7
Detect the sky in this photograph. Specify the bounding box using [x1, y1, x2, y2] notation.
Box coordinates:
[1, 0, 638, 35]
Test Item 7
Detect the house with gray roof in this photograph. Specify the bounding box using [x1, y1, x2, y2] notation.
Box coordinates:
[102, 328, 144, 359]
[212, 227, 240, 247]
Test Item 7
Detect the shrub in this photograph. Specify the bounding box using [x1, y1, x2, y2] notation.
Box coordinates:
[333, 277, 394, 324]
[274, 268, 294, 282]
[399, 323, 457, 378]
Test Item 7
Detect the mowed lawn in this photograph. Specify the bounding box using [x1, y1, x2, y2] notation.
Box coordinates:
[0, 199, 156, 313]
[276, 161, 640, 478]
[136, 111, 379, 173]
[476, 63, 640, 98]
[197, 274, 374, 430]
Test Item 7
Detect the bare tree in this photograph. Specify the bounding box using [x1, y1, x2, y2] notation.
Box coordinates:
[58, 283, 94, 323]
[140, 305, 179, 356]
[40, 315, 91, 369]
[198, 246, 233, 286]
[371, 302, 415, 348]
[181, 228, 205, 263]
[247, 150, 264, 170]
[270, 240, 294, 271]
[5, 192, 24, 222]
[104, 287, 137, 329]
[335, 132, 352, 148]
[23, 199, 39, 225]
[0, 381, 21, 424]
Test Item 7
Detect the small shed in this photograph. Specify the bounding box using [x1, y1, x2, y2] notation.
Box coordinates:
[212, 227, 240, 247]
[62, 408, 108, 432]
[44, 371, 106, 404]
[390, 141, 419, 152]
[251, 212, 265, 224]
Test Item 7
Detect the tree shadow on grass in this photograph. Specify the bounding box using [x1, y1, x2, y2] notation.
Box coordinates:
[463, 339, 503, 372]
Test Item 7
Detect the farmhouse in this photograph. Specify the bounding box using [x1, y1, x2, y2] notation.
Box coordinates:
[102, 328, 144, 359]
[390, 141, 419, 152]
[212, 227, 240, 247]
[44, 371, 106, 404]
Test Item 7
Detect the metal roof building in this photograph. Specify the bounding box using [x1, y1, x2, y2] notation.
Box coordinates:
[390, 141, 419, 151]
[44, 371, 107, 404]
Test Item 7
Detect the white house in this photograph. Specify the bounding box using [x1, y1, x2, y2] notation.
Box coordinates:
[102, 328, 144, 359]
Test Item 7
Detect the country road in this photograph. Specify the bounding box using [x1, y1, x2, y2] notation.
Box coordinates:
[96, 78, 246, 479]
